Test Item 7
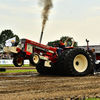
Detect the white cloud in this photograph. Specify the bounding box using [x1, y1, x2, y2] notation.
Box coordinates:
[0, 0, 100, 46]
[93, 6, 100, 11]
[88, 6, 100, 12]
[12, 5, 40, 14]
[18, 0, 34, 2]
[0, 2, 40, 15]
[41, 16, 100, 46]
[53, 0, 66, 3]
[0, 3, 13, 10]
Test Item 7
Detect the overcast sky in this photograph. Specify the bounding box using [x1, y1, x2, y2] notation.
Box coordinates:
[0, 0, 100, 46]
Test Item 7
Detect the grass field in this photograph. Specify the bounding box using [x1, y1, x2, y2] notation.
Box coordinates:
[86, 98, 100, 100]
[0, 64, 33, 67]
[0, 64, 36, 73]
[0, 69, 37, 73]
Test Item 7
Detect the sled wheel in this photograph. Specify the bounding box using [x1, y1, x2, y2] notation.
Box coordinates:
[13, 54, 23, 67]
[57, 48, 93, 76]
[0, 68, 6, 72]
[29, 54, 40, 66]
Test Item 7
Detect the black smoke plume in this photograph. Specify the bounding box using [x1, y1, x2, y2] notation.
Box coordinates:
[39, 0, 53, 32]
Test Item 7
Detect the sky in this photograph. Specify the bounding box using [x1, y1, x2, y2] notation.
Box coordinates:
[0, 0, 100, 46]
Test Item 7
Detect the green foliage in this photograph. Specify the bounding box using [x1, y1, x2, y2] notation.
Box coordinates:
[86, 98, 100, 100]
[0, 69, 37, 73]
[47, 36, 78, 47]
[0, 64, 31, 67]
[47, 40, 59, 47]
[0, 29, 20, 50]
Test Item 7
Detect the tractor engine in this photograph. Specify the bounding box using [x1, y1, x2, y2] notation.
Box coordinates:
[20, 38, 58, 66]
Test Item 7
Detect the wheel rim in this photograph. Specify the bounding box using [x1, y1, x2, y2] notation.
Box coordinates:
[73, 54, 88, 72]
[33, 55, 39, 64]
[17, 58, 23, 66]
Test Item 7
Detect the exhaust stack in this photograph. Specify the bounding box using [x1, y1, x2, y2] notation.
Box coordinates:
[39, 31, 43, 43]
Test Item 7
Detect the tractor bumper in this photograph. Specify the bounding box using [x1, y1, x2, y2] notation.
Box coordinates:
[3, 47, 18, 53]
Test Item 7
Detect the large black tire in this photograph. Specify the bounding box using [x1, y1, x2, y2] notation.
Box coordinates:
[13, 54, 23, 67]
[36, 61, 58, 75]
[57, 48, 93, 76]
[87, 50, 94, 74]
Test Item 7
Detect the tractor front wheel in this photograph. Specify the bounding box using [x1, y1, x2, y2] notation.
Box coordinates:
[29, 53, 40, 66]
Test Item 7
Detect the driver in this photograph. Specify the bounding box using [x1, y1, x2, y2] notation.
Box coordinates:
[59, 39, 65, 49]
[53, 39, 65, 55]
[57, 39, 65, 55]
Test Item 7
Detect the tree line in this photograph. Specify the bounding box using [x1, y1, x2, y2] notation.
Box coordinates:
[47, 36, 77, 47]
[0, 29, 78, 50]
[0, 30, 19, 50]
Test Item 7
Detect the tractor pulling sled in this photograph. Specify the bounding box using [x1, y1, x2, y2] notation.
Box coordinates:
[3, 38, 93, 76]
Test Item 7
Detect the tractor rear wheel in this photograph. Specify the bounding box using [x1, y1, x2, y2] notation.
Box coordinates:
[57, 48, 93, 76]
[36, 61, 58, 75]
[13, 54, 23, 67]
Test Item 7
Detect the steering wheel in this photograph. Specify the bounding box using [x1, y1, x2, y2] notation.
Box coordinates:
[64, 37, 75, 47]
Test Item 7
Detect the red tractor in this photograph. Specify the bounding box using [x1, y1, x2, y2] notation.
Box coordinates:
[3, 38, 93, 76]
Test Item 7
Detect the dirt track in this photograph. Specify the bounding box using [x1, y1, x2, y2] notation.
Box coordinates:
[0, 72, 100, 100]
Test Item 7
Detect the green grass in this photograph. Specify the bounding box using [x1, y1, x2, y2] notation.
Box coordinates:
[0, 64, 33, 67]
[0, 69, 37, 73]
[0, 64, 14, 67]
[86, 98, 100, 100]
[0, 64, 36, 73]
